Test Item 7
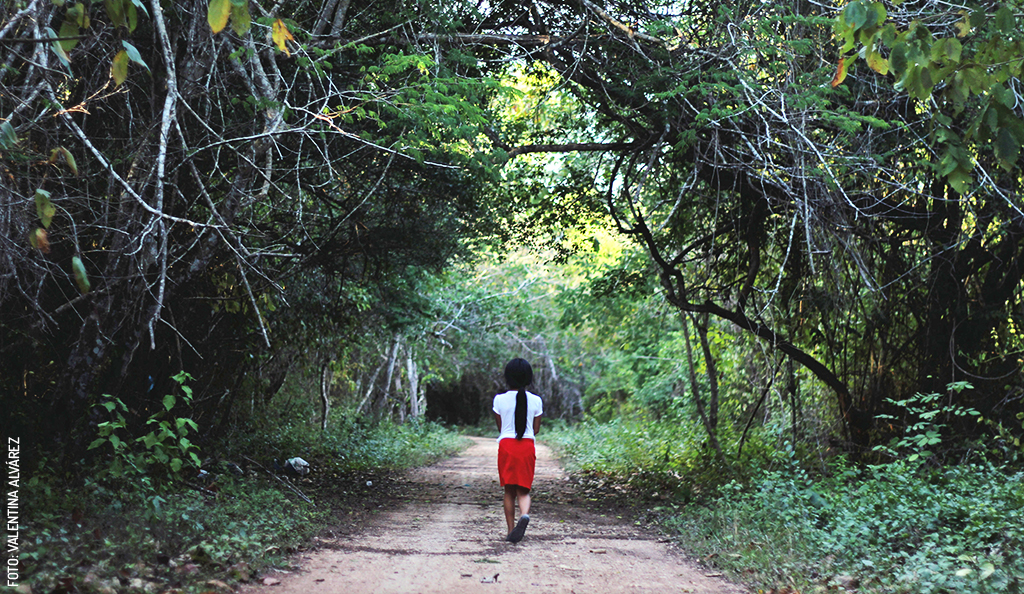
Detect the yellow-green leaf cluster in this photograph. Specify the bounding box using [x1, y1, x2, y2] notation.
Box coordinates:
[208, 0, 250, 36]
[272, 19, 294, 55]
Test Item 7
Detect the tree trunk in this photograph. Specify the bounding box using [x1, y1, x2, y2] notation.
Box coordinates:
[320, 361, 332, 432]
[680, 312, 727, 464]
[356, 360, 385, 416]
[407, 350, 420, 418]
[380, 336, 401, 419]
[694, 314, 719, 431]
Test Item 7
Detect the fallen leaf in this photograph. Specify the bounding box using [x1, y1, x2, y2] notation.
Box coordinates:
[261, 577, 281, 586]
[228, 562, 251, 582]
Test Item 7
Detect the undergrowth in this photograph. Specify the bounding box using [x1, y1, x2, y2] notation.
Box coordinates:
[547, 417, 1024, 594]
[21, 412, 468, 594]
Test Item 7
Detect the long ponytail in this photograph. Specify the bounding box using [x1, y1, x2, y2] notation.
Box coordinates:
[504, 358, 534, 440]
[515, 388, 527, 440]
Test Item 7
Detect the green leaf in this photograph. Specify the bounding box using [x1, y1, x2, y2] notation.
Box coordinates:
[930, 37, 962, 64]
[35, 189, 55, 228]
[903, 65, 926, 100]
[947, 167, 973, 194]
[994, 6, 1015, 33]
[49, 146, 78, 175]
[866, 48, 888, 75]
[104, 0, 126, 28]
[867, 2, 886, 28]
[66, 2, 88, 27]
[88, 438, 106, 450]
[71, 255, 91, 293]
[970, 8, 987, 30]
[58, 20, 79, 51]
[0, 121, 17, 149]
[126, 0, 138, 32]
[111, 50, 128, 86]
[994, 127, 1020, 172]
[938, 151, 958, 177]
[980, 562, 996, 579]
[845, 1, 868, 29]
[121, 41, 149, 71]
[961, 66, 989, 95]
[45, 27, 72, 69]
[163, 393, 176, 411]
[230, 1, 250, 36]
[889, 42, 908, 77]
[207, 0, 231, 33]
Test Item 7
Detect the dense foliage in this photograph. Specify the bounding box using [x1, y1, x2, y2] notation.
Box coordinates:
[4, 0, 1024, 591]
[21, 411, 466, 592]
[549, 417, 1024, 593]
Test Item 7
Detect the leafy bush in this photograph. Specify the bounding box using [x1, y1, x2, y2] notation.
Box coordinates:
[228, 412, 469, 472]
[665, 458, 1024, 594]
[21, 413, 468, 593]
[544, 415, 749, 499]
[88, 371, 202, 485]
[549, 412, 1023, 593]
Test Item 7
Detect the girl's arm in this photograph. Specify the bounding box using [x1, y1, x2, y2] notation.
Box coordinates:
[533, 415, 542, 436]
[495, 412, 502, 432]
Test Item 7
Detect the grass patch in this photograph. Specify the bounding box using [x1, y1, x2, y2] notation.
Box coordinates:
[548, 419, 1024, 594]
[21, 415, 468, 594]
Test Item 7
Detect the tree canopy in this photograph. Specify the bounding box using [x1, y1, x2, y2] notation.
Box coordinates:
[2, 0, 1023, 461]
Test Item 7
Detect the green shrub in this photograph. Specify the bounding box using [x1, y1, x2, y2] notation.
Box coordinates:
[21, 413, 468, 593]
[544, 415, 744, 499]
[665, 458, 1024, 593]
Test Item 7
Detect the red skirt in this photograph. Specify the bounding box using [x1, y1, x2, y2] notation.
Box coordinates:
[498, 438, 536, 489]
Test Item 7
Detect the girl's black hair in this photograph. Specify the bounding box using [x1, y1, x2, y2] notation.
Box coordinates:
[504, 358, 533, 440]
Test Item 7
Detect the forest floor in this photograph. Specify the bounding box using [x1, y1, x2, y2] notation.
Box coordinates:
[239, 436, 747, 594]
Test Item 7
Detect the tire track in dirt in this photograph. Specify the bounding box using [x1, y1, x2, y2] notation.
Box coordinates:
[241, 436, 746, 594]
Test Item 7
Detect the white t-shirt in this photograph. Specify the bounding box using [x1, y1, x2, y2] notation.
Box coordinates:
[493, 390, 543, 441]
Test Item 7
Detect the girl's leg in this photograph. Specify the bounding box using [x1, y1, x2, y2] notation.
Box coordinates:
[503, 485, 517, 533]
[516, 486, 531, 516]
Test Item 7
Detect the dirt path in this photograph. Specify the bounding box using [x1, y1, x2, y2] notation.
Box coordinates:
[241, 437, 746, 594]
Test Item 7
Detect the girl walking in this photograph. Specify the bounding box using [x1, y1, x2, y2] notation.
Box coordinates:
[493, 358, 543, 543]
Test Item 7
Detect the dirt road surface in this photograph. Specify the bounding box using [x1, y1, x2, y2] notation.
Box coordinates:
[241, 437, 746, 594]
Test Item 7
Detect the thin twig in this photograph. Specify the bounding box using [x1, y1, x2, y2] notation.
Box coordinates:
[242, 456, 315, 505]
